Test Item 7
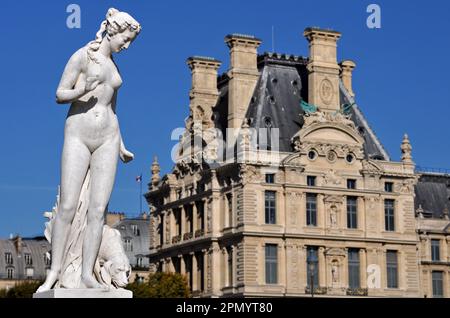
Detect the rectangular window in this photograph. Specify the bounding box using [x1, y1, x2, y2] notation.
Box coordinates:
[5, 252, 13, 265]
[265, 174, 275, 184]
[131, 224, 140, 236]
[7, 267, 14, 279]
[347, 196, 358, 229]
[159, 214, 164, 245]
[385, 182, 393, 192]
[226, 193, 233, 228]
[124, 238, 133, 252]
[431, 239, 440, 261]
[306, 247, 319, 287]
[43, 253, 51, 267]
[307, 176, 316, 187]
[384, 199, 395, 231]
[265, 244, 278, 284]
[347, 179, 356, 189]
[227, 247, 233, 287]
[137, 257, 143, 268]
[26, 267, 34, 279]
[386, 250, 398, 288]
[348, 249, 360, 288]
[265, 191, 276, 224]
[432, 271, 444, 298]
[306, 194, 317, 226]
[24, 253, 33, 266]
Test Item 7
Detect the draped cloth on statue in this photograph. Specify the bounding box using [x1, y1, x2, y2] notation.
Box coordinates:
[45, 169, 94, 288]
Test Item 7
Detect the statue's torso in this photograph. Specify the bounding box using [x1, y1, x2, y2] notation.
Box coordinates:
[65, 48, 121, 149]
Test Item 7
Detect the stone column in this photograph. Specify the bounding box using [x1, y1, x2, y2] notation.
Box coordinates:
[358, 197, 365, 230]
[191, 252, 198, 291]
[181, 205, 186, 236]
[317, 194, 325, 228]
[192, 203, 197, 234]
[300, 246, 308, 290]
[360, 249, 367, 288]
[180, 255, 186, 275]
[210, 244, 221, 295]
[280, 241, 286, 288]
[298, 192, 306, 229]
[318, 247, 326, 287]
[342, 248, 349, 288]
[202, 249, 208, 292]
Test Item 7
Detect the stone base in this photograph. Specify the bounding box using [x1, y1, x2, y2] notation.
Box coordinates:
[33, 288, 133, 298]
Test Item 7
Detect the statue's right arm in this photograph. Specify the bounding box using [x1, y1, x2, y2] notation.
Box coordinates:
[55, 49, 87, 104]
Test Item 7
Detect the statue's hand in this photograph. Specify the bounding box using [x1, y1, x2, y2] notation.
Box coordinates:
[120, 145, 134, 163]
[85, 76, 100, 92]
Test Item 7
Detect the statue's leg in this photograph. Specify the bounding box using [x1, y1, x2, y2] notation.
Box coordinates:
[81, 136, 120, 288]
[37, 137, 91, 292]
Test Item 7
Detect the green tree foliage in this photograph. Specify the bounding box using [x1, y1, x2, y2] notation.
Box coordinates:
[126, 272, 190, 298]
[0, 280, 43, 298]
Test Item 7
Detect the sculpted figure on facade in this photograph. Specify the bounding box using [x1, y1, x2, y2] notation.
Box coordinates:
[37, 8, 141, 292]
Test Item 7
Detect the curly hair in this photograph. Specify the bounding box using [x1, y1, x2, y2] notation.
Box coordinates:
[87, 8, 141, 64]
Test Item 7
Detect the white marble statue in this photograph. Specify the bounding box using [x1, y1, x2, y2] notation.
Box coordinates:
[37, 8, 141, 293]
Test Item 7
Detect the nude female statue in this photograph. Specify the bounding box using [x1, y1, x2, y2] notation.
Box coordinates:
[37, 8, 141, 292]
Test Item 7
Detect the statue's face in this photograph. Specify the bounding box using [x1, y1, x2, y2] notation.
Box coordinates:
[109, 29, 137, 53]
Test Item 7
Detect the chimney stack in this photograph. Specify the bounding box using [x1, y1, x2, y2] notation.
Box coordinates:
[339, 60, 356, 97]
[304, 27, 341, 112]
[186, 56, 221, 128]
[224, 34, 262, 130]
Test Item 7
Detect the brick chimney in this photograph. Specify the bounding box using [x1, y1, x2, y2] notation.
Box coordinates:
[339, 60, 356, 97]
[186, 56, 221, 128]
[304, 27, 341, 112]
[106, 212, 125, 227]
[224, 34, 262, 130]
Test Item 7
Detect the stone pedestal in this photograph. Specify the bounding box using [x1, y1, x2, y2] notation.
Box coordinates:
[33, 288, 133, 298]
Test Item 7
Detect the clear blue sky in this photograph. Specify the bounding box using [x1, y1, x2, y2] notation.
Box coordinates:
[1, 0, 449, 238]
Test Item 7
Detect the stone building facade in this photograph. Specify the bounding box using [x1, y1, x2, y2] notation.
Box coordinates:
[146, 28, 449, 297]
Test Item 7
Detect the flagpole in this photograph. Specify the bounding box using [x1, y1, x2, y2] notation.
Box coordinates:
[139, 173, 142, 215]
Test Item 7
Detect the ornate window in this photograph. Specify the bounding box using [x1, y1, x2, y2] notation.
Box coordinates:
[307, 176, 316, 187]
[265, 173, 275, 184]
[348, 249, 360, 288]
[347, 196, 358, 229]
[384, 182, 393, 192]
[24, 253, 33, 266]
[306, 247, 319, 287]
[265, 191, 276, 224]
[432, 271, 444, 298]
[5, 252, 13, 265]
[431, 239, 440, 261]
[384, 199, 395, 231]
[386, 250, 398, 288]
[306, 194, 317, 226]
[347, 179, 356, 189]
[131, 224, 140, 236]
[124, 238, 133, 252]
[6, 267, 14, 279]
[265, 244, 278, 284]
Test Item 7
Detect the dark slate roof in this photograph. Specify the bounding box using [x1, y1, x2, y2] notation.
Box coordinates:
[113, 217, 150, 268]
[0, 237, 51, 280]
[415, 173, 450, 218]
[212, 52, 389, 159]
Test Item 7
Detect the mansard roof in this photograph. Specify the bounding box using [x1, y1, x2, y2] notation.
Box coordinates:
[415, 173, 450, 219]
[212, 52, 389, 160]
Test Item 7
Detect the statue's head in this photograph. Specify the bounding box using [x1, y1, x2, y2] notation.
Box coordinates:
[88, 8, 141, 62]
[104, 8, 141, 53]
